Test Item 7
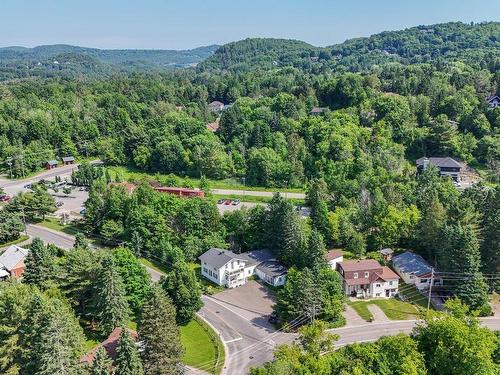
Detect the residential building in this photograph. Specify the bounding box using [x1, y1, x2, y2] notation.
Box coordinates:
[206, 120, 220, 132]
[392, 251, 441, 290]
[45, 159, 58, 170]
[198, 248, 287, 288]
[0, 245, 29, 280]
[310, 107, 325, 116]
[416, 157, 463, 182]
[62, 156, 75, 165]
[242, 249, 287, 287]
[487, 95, 500, 108]
[379, 248, 394, 262]
[154, 186, 204, 198]
[336, 259, 399, 298]
[81, 327, 138, 364]
[325, 250, 343, 270]
[208, 100, 225, 112]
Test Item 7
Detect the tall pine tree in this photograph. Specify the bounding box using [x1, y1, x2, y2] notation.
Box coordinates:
[139, 285, 183, 375]
[91, 347, 112, 375]
[93, 254, 130, 335]
[162, 260, 202, 324]
[307, 178, 332, 243]
[23, 237, 54, 290]
[115, 328, 144, 375]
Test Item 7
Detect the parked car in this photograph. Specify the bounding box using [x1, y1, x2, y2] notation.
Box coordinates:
[0, 195, 12, 202]
[224, 199, 232, 205]
[268, 311, 278, 324]
[55, 201, 64, 207]
[232, 199, 241, 206]
[24, 183, 32, 189]
[217, 199, 225, 204]
[80, 208, 86, 215]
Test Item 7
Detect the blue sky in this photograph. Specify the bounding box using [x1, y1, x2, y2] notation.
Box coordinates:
[1, 0, 498, 49]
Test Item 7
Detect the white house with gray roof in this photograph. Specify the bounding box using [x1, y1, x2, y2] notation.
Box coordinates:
[392, 251, 441, 290]
[198, 248, 287, 288]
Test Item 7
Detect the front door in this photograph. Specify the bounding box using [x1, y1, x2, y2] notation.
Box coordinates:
[385, 289, 390, 297]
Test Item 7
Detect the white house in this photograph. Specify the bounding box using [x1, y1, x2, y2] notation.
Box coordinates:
[198, 248, 287, 288]
[0, 245, 29, 280]
[325, 250, 343, 270]
[336, 259, 399, 298]
[392, 251, 441, 290]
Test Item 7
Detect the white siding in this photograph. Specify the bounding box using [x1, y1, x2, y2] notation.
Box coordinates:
[328, 256, 343, 270]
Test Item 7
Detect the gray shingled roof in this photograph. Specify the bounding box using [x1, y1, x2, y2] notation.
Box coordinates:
[240, 249, 287, 278]
[416, 157, 462, 169]
[198, 248, 248, 269]
[392, 251, 433, 277]
[0, 245, 29, 271]
[47, 160, 58, 166]
[62, 156, 75, 162]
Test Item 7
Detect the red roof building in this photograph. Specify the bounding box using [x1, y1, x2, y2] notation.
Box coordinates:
[337, 259, 399, 298]
[81, 327, 138, 364]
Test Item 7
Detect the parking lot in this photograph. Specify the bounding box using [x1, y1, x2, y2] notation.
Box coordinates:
[208, 280, 276, 329]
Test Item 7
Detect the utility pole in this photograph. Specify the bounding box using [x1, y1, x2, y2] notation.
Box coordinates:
[21, 206, 28, 236]
[427, 267, 434, 313]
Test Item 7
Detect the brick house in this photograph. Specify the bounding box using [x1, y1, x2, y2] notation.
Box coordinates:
[0, 245, 29, 279]
[336, 259, 399, 298]
[45, 159, 58, 170]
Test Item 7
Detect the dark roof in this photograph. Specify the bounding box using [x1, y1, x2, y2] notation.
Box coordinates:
[62, 156, 75, 162]
[240, 249, 287, 277]
[208, 100, 224, 107]
[198, 248, 248, 269]
[47, 160, 58, 165]
[325, 250, 343, 261]
[487, 95, 500, 102]
[392, 251, 433, 277]
[416, 157, 462, 169]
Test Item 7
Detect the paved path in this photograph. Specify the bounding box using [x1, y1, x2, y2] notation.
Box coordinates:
[343, 305, 367, 326]
[367, 305, 390, 322]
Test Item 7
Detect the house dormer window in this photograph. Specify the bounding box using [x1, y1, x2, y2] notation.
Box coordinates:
[364, 272, 369, 278]
[353, 272, 358, 279]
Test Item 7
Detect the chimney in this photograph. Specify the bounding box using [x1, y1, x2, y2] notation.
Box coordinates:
[422, 157, 430, 170]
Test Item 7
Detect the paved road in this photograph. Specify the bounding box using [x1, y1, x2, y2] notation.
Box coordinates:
[24, 223, 164, 282]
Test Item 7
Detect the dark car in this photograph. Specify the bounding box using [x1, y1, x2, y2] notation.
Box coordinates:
[0, 195, 12, 202]
[268, 311, 278, 324]
[24, 183, 32, 189]
[217, 199, 225, 204]
[56, 201, 64, 207]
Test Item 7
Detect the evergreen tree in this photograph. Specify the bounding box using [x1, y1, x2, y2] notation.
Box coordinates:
[139, 285, 183, 375]
[162, 260, 202, 324]
[73, 232, 90, 250]
[307, 178, 332, 243]
[304, 229, 328, 271]
[93, 255, 130, 335]
[91, 347, 112, 375]
[115, 328, 144, 375]
[440, 224, 489, 310]
[23, 237, 54, 290]
[34, 299, 86, 375]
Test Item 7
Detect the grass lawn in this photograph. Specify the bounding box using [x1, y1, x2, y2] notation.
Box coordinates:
[139, 257, 169, 275]
[398, 282, 430, 309]
[0, 235, 29, 248]
[37, 217, 82, 236]
[107, 165, 305, 193]
[349, 298, 423, 321]
[181, 318, 224, 374]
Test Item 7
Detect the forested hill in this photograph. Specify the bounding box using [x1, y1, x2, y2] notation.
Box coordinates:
[200, 22, 500, 72]
[0, 44, 218, 80]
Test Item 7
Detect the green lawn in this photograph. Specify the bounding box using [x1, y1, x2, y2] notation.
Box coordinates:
[139, 257, 169, 275]
[349, 298, 423, 321]
[190, 263, 225, 294]
[398, 282, 430, 309]
[37, 218, 82, 236]
[212, 193, 305, 205]
[107, 165, 305, 193]
[0, 235, 29, 248]
[181, 318, 224, 374]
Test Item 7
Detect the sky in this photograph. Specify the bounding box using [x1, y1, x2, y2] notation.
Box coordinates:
[1, 0, 499, 50]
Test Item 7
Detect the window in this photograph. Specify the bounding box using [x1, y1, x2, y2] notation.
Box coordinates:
[248, 269, 251, 275]
[389, 281, 393, 285]
[410, 274, 414, 279]
[353, 272, 358, 279]
[365, 272, 369, 278]
[421, 278, 428, 283]
[237, 260, 240, 265]
[203, 267, 208, 274]
[376, 283, 381, 288]
[376, 293, 380, 297]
